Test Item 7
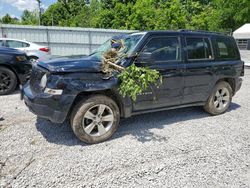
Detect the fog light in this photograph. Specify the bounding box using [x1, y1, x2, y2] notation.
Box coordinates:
[44, 88, 63, 95]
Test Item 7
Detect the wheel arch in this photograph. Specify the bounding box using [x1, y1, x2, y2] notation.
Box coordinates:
[215, 77, 236, 95]
[28, 55, 39, 60]
[66, 89, 128, 121]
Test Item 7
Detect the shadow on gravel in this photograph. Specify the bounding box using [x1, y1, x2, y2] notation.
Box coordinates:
[35, 118, 86, 146]
[5, 89, 20, 96]
[35, 103, 241, 145]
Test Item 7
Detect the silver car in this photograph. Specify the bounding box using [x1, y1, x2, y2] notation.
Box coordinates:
[0, 38, 51, 63]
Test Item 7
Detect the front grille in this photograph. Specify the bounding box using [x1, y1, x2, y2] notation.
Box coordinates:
[29, 65, 47, 93]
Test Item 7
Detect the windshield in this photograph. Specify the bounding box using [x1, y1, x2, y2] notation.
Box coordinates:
[90, 34, 144, 60]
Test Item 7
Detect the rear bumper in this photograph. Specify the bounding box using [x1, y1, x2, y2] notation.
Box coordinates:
[235, 77, 243, 93]
[21, 83, 75, 123]
[26, 51, 52, 62]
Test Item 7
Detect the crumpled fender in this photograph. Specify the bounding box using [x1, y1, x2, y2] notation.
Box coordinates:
[68, 75, 119, 92]
[46, 72, 120, 95]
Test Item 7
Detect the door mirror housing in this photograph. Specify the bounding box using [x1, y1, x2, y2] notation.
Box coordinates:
[136, 52, 153, 64]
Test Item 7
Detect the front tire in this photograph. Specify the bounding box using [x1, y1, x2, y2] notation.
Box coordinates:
[70, 95, 120, 144]
[0, 67, 17, 95]
[204, 81, 232, 115]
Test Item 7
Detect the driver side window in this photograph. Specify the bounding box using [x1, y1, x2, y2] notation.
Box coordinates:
[142, 37, 180, 62]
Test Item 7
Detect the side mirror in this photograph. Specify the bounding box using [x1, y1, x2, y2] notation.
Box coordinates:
[136, 52, 153, 63]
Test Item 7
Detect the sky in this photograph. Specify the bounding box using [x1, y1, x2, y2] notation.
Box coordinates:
[0, 0, 57, 18]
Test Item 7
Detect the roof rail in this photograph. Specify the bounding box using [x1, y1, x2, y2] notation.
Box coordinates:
[178, 29, 227, 35]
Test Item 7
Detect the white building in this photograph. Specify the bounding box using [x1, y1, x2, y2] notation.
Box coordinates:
[233, 24, 250, 66]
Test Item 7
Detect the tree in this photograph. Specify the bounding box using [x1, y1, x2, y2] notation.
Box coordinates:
[6, 0, 248, 32]
[42, 3, 66, 26]
[153, 0, 188, 30]
[42, 0, 90, 27]
[1, 14, 19, 24]
[92, 0, 212, 30]
[182, 0, 211, 30]
[89, 0, 101, 27]
[208, 0, 250, 31]
[21, 10, 39, 25]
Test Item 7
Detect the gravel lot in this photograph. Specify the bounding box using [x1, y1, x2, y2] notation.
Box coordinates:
[1, 70, 250, 188]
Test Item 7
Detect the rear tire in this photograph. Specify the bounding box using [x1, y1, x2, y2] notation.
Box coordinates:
[0, 67, 17, 95]
[70, 95, 120, 144]
[204, 81, 232, 115]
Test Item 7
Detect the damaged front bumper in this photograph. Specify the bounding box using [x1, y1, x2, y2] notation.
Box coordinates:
[21, 83, 75, 123]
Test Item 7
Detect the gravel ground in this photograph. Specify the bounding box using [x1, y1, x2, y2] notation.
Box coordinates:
[0, 70, 250, 188]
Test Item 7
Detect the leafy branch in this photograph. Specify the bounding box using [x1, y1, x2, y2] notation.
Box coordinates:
[102, 50, 162, 101]
[118, 64, 162, 101]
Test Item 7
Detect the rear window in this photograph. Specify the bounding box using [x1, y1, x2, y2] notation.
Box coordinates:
[215, 37, 238, 60]
[186, 37, 213, 60]
[22, 42, 30, 47]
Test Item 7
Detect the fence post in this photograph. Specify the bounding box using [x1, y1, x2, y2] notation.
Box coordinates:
[0, 24, 3, 38]
[46, 27, 50, 48]
[88, 30, 92, 54]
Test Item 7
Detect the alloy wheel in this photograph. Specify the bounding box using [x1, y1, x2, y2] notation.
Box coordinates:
[213, 87, 230, 110]
[0, 71, 11, 93]
[82, 104, 114, 136]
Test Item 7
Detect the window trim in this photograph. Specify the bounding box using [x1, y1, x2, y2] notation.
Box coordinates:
[185, 36, 214, 61]
[140, 36, 182, 63]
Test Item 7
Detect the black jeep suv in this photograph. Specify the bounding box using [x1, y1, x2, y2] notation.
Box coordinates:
[21, 30, 244, 144]
[0, 47, 32, 95]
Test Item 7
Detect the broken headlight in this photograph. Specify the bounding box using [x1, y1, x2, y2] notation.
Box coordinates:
[40, 74, 47, 89]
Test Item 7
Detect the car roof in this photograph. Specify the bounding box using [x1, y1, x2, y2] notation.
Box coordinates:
[0, 38, 32, 43]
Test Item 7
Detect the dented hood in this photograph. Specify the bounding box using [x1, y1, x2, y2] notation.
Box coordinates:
[38, 55, 102, 73]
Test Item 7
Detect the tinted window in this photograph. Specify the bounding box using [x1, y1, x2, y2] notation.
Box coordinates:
[142, 37, 180, 61]
[216, 37, 237, 59]
[6, 40, 29, 48]
[0, 40, 3, 46]
[186, 37, 213, 60]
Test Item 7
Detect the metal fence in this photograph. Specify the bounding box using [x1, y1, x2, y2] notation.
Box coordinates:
[0, 24, 133, 56]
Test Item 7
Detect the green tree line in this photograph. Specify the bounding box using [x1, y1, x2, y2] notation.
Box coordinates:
[1, 0, 250, 32]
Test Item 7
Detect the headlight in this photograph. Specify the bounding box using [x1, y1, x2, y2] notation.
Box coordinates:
[40, 74, 47, 89]
[16, 55, 27, 62]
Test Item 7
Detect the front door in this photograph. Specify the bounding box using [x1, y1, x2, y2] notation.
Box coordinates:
[133, 35, 184, 111]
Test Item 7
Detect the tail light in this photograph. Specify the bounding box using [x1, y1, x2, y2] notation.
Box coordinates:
[241, 61, 245, 76]
[39, 47, 50, 53]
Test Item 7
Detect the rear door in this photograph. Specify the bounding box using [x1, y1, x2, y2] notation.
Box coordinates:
[133, 35, 184, 111]
[182, 36, 215, 104]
